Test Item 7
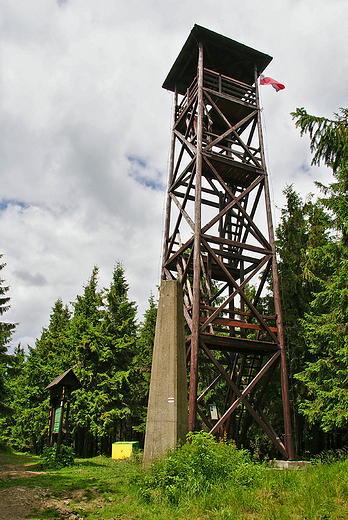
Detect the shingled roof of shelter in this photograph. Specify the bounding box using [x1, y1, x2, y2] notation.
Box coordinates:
[162, 24, 273, 95]
[45, 368, 81, 391]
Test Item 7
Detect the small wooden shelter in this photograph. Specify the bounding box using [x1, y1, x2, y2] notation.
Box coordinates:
[45, 368, 81, 450]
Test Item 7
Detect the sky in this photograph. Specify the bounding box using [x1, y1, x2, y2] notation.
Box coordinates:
[1, 0, 347, 351]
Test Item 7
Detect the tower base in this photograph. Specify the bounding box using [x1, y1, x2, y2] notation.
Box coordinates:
[143, 280, 188, 467]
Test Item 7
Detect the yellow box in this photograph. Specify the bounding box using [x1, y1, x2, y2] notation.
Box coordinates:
[112, 441, 139, 460]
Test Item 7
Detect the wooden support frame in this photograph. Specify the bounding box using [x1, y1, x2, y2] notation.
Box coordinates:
[161, 26, 294, 459]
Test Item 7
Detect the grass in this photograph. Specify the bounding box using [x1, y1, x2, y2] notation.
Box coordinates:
[1, 448, 348, 519]
[0, 450, 41, 466]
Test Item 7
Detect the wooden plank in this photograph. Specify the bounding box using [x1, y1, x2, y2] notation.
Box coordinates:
[204, 87, 256, 110]
[200, 342, 287, 457]
[204, 67, 255, 90]
[169, 192, 195, 231]
[201, 233, 272, 255]
[199, 316, 277, 332]
[202, 157, 271, 249]
[197, 373, 222, 403]
[198, 254, 271, 333]
[173, 190, 220, 209]
[174, 129, 197, 157]
[164, 236, 194, 267]
[204, 110, 258, 153]
[209, 351, 281, 434]
[199, 304, 276, 321]
[207, 246, 261, 265]
[170, 158, 195, 191]
[200, 333, 278, 353]
[202, 238, 278, 343]
[166, 170, 196, 262]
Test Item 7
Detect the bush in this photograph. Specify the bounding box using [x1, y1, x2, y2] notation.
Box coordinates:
[312, 446, 348, 465]
[43, 443, 75, 469]
[139, 431, 264, 504]
[0, 440, 12, 453]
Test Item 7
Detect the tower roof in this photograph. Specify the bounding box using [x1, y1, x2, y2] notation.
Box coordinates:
[162, 25, 272, 95]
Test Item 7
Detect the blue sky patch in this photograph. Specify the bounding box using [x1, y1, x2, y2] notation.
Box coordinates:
[0, 199, 29, 211]
[300, 163, 311, 173]
[127, 156, 166, 191]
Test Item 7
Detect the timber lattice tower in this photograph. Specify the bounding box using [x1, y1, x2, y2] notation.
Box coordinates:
[161, 25, 293, 459]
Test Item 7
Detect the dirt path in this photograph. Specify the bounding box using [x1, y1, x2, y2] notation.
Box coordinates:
[0, 485, 50, 520]
[0, 456, 85, 520]
[0, 458, 45, 520]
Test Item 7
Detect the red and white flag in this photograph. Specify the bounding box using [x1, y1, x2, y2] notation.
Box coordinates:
[260, 74, 285, 92]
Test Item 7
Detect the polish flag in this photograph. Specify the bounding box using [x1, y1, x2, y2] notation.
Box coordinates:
[260, 75, 285, 92]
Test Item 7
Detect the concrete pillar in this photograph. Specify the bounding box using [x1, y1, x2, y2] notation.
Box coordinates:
[143, 280, 188, 467]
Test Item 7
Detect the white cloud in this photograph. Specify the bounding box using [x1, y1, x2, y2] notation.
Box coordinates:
[1, 0, 347, 350]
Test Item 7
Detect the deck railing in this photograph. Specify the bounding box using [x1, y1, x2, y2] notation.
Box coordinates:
[175, 69, 256, 122]
[204, 68, 256, 106]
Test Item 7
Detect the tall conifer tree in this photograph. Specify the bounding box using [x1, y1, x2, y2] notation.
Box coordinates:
[292, 107, 348, 447]
[0, 255, 16, 415]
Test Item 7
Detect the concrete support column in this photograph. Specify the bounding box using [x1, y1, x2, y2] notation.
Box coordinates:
[143, 280, 188, 467]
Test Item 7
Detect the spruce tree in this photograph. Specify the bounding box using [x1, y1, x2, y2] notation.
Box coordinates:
[291, 107, 348, 173]
[68, 266, 107, 457]
[69, 264, 138, 456]
[132, 293, 157, 439]
[275, 186, 331, 454]
[101, 262, 138, 446]
[0, 255, 16, 415]
[7, 299, 72, 452]
[291, 107, 348, 448]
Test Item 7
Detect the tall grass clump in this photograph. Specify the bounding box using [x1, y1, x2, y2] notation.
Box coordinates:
[140, 431, 265, 504]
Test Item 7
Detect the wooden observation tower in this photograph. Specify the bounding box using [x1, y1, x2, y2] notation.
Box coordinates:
[161, 25, 293, 459]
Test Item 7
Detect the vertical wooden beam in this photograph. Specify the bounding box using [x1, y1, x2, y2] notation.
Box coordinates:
[254, 67, 294, 460]
[188, 41, 203, 432]
[48, 404, 54, 447]
[64, 392, 71, 443]
[162, 86, 178, 279]
[56, 387, 65, 457]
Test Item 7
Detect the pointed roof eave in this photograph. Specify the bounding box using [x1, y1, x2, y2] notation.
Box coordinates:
[45, 368, 81, 391]
[162, 24, 272, 95]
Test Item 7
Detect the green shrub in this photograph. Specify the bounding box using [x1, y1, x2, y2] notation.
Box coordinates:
[42, 443, 75, 469]
[139, 431, 264, 504]
[312, 446, 348, 465]
[0, 440, 12, 453]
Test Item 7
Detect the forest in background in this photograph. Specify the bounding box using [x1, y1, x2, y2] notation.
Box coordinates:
[0, 262, 157, 457]
[1, 106, 348, 459]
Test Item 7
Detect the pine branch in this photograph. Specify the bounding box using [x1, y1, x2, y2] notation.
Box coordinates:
[291, 107, 348, 172]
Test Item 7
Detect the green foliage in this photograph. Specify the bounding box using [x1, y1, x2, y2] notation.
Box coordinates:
[312, 446, 348, 465]
[42, 443, 75, 469]
[140, 432, 263, 504]
[68, 263, 139, 456]
[2, 262, 156, 457]
[296, 249, 348, 432]
[1, 299, 73, 452]
[4, 449, 348, 519]
[288, 105, 348, 452]
[0, 255, 16, 415]
[274, 185, 334, 454]
[131, 293, 157, 435]
[291, 107, 348, 172]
